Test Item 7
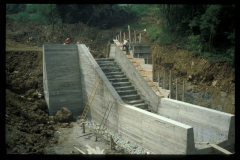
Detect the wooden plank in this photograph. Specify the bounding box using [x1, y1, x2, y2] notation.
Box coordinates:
[74, 146, 86, 154]
[208, 144, 233, 154]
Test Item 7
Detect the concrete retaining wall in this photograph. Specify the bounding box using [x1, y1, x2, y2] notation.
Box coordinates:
[79, 44, 195, 154]
[158, 98, 235, 144]
[118, 103, 195, 154]
[43, 44, 83, 116]
[77, 44, 121, 133]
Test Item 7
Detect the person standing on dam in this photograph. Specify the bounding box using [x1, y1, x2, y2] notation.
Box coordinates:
[122, 39, 129, 54]
[65, 37, 72, 44]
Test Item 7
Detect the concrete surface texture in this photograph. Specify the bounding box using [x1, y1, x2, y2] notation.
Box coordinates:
[113, 39, 170, 98]
[109, 44, 161, 113]
[158, 98, 235, 153]
[43, 44, 83, 116]
[75, 43, 196, 154]
[96, 59, 151, 112]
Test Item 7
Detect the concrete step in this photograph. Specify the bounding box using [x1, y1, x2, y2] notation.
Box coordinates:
[97, 61, 117, 66]
[121, 94, 140, 101]
[105, 72, 123, 76]
[102, 68, 121, 73]
[114, 86, 135, 91]
[127, 99, 145, 105]
[95, 58, 114, 61]
[106, 74, 126, 79]
[108, 78, 129, 83]
[112, 82, 132, 87]
[117, 90, 137, 96]
[132, 103, 148, 109]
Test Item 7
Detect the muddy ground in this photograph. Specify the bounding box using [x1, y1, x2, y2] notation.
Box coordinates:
[5, 19, 235, 154]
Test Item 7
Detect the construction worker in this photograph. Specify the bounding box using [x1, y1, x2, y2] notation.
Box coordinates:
[66, 38, 71, 44]
[122, 39, 129, 53]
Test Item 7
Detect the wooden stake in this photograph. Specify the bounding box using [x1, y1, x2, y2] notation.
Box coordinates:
[82, 123, 85, 133]
[118, 35, 119, 41]
[110, 135, 113, 150]
[128, 25, 131, 42]
[138, 54, 139, 58]
[163, 71, 165, 89]
[134, 30, 136, 43]
[182, 81, 185, 102]
[95, 136, 98, 142]
[158, 70, 160, 87]
[147, 55, 148, 64]
[139, 33, 141, 43]
[152, 54, 154, 81]
[120, 31, 121, 43]
[124, 32, 125, 40]
[176, 79, 178, 100]
[169, 70, 171, 99]
[116, 36, 117, 40]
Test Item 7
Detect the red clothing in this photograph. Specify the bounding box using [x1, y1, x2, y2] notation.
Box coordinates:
[66, 38, 71, 43]
[90, 50, 92, 54]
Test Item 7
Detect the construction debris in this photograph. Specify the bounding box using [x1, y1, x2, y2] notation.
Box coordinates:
[85, 144, 104, 154]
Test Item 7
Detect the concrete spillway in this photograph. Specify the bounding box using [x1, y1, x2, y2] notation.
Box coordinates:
[43, 44, 235, 154]
[96, 59, 150, 112]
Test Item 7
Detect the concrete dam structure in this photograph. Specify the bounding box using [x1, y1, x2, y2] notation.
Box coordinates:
[43, 44, 235, 154]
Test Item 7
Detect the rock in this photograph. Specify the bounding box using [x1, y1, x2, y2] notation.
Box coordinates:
[48, 125, 55, 130]
[212, 80, 217, 87]
[61, 123, 69, 128]
[49, 121, 55, 125]
[55, 107, 74, 123]
[33, 93, 38, 98]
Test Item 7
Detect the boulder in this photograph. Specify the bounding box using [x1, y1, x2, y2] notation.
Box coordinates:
[55, 107, 74, 123]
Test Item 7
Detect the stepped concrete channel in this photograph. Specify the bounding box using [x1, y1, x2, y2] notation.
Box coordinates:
[95, 59, 151, 112]
[43, 44, 235, 154]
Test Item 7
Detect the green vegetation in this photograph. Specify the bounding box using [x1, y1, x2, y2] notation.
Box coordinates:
[6, 4, 235, 66]
[6, 4, 137, 29]
[128, 4, 235, 66]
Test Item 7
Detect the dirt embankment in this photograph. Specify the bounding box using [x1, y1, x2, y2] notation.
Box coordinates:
[151, 42, 235, 114]
[5, 49, 77, 154]
[6, 22, 120, 57]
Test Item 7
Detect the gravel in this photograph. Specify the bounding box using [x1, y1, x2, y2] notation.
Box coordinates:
[81, 119, 152, 154]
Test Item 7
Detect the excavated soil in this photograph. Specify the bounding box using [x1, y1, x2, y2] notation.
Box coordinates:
[5, 22, 122, 154]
